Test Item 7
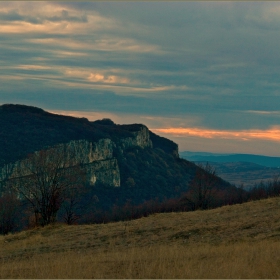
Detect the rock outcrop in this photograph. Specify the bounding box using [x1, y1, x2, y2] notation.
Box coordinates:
[120, 126, 153, 151]
[0, 140, 118, 187]
[0, 126, 155, 188]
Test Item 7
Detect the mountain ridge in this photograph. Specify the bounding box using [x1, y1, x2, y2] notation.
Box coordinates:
[0, 104, 240, 228]
[180, 151, 280, 168]
[0, 104, 191, 189]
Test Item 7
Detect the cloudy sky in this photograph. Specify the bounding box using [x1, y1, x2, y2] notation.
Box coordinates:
[1, 1, 280, 156]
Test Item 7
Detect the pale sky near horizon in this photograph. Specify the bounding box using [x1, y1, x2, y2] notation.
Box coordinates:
[1, 1, 280, 156]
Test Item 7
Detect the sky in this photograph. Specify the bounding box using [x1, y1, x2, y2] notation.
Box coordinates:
[1, 1, 280, 156]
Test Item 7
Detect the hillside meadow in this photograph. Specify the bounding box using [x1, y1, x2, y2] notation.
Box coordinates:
[1, 196, 280, 278]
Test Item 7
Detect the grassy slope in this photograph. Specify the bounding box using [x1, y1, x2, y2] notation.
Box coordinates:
[1, 197, 280, 278]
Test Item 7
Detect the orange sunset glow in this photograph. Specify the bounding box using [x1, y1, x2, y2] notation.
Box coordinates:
[153, 127, 280, 142]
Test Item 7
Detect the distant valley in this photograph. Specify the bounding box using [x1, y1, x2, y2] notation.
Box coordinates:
[180, 151, 280, 189]
[1, 104, 278, 233]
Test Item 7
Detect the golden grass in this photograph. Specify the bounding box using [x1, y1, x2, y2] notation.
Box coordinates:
[1, 196, 280, 278]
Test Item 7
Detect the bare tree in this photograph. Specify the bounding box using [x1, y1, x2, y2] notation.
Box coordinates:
[5, 143, 86, 226]
[185, 162, 218, 210]
[61, 183, 87, 225]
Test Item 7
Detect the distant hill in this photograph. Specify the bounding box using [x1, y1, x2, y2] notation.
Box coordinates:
[197, 162, 280, 189]
[180, 151, 280, 189]
[180, 151, 280, 168]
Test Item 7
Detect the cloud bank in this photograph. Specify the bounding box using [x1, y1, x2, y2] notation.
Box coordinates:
[1, 2, 280, 155]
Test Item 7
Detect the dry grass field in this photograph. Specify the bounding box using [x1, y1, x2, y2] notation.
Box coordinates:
[1, 196, 280, 278]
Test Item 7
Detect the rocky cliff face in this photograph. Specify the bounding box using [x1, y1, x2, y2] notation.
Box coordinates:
[0, 126, 156, 188]
[0, 139, 119, 188]
[67, 139, 120, 187]
[85, 158, 120, 187]
[65, 139, 114, 165]
[120, 126, 153, 151]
